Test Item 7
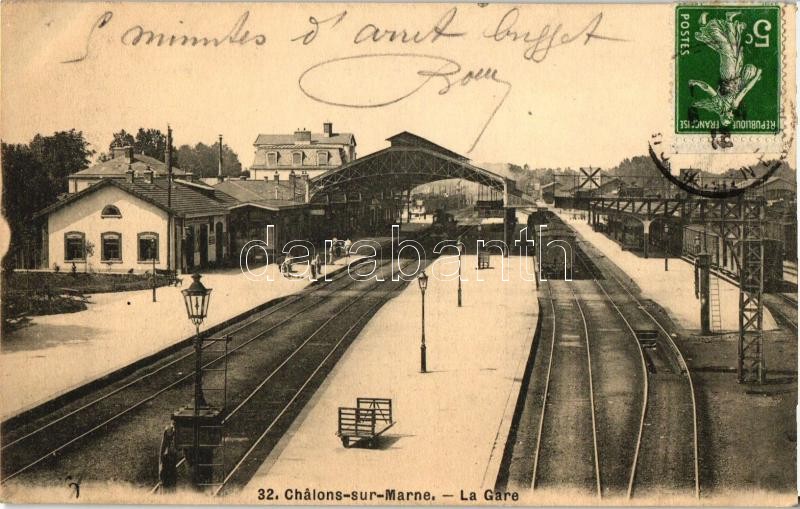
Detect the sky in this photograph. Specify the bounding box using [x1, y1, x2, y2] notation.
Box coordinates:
[1, 2, 794, 172]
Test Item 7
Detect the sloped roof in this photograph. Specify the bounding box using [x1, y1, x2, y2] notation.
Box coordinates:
[505, 192, 536, 208]
[386, 131, 467, 161]
[35, 178, 232, 219]
[214, 178, 305, 203]
[252, 144, 349, 150]
[741, 175, 796, 190]
[228, 199, 307, 211]
[70, 153, 189, 177]
[254, 132, 355, 146]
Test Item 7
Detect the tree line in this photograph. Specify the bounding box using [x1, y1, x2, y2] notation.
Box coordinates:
[104, 128, 243, 177]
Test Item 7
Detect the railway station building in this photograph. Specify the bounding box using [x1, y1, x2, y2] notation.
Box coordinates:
[35, 172, 234, 273]
[213, 177, 310, 263]
[34, 131, 525, 272]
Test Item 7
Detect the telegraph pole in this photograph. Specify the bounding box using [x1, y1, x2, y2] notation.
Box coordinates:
[166, 125, 173, 271]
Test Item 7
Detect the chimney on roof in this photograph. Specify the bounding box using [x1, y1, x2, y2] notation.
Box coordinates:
[113, 146, 134, 163]
[125, 164, 135, 183]
[144, 166, 154, 184]
[289, 169, 297, 197]
[294, 128, 311, 145]
[323, 122, 333, 137]
[273, 170, 280, 182]
[217, 134, 224, 183]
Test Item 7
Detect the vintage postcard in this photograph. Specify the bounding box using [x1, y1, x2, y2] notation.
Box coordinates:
[0, 1, 797, 505]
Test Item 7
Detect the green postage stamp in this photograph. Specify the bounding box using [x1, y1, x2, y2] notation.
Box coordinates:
[675, 5, 781, 134]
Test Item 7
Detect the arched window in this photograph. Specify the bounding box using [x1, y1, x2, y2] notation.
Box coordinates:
[101, 205, 121, 218]
[317, 151, 329, 166]
[64, 231, 85, 262]
[101, 232, 122, 262]
[292, 152, 303, 166]
[138, 232, 159, 262]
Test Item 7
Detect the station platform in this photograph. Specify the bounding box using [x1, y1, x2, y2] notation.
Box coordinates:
[552, 209, 778, 332]
[0, 257, 358, 421]
[245, 254, 538, 496]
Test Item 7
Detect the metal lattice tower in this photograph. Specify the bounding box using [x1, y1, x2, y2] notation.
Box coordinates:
[588, 196, 767, 383]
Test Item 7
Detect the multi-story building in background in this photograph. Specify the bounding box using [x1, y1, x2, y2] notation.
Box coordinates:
[250, 122, 356, 181]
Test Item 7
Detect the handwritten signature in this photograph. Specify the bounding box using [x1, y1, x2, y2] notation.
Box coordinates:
[298, 53, 510, 153]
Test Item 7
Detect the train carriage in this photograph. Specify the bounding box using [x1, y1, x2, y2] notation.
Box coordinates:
[682, 224, 784, 291]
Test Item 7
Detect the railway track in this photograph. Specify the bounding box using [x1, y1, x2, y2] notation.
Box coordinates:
[0, 255, 382, 484]
[205, 226, 475, 495]
[573, 237, 700, 499]
[210, 267, 416, 495]
[501, 212, 698, 499]
[530, 281, 600, 497]
[2, 227, 473, 492]
[770, 293, 798, 332]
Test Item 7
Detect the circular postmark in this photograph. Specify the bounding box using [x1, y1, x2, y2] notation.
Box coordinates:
[648, 132, 791, 199]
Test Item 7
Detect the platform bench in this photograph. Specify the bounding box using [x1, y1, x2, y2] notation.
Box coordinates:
[60, 288, 91, 303]
[155, 269, 183, 287]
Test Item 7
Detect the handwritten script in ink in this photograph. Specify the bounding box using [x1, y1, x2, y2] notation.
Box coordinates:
[63, 7, 625, 152]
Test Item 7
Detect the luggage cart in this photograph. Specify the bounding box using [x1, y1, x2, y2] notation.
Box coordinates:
[336, 398, 395, 448]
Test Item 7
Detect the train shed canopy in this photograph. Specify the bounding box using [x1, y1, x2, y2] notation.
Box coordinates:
[308, 132, 522, 204]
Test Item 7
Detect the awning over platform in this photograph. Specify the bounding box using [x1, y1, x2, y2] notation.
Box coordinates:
[308, 132, 518, 204]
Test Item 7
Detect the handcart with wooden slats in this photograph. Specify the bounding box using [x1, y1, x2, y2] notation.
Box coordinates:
[336, 397, 394, 448]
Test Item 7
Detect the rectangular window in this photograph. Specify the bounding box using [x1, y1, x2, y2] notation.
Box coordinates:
[101, 232, 122, 262]
[267, 152, 277, 166]
[138, 233, 159, 262]
[64, 232, 85, 261]
[317, 151, 328, 166]
[292, 152, 302, 166]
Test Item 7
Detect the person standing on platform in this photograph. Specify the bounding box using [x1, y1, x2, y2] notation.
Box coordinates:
[311, 253, 321, 280]
[158, 423, 178, 490]
[343, 238, 352, 263]
[330, 236, 338, 263]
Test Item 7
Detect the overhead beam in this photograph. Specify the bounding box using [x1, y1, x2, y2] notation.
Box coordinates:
[590, 196, 767, 384]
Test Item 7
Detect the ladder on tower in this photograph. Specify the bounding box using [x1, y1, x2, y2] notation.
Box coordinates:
[709, 275, 722, 332]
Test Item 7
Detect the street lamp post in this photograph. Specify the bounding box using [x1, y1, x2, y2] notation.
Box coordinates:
[664, 223, 669, 272]
[181, 273, 212, 486]
[457, 243, 463, 308]
[418, 271, 428, 373]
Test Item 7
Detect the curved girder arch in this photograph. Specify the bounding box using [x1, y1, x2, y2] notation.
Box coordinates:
[308, 145, 510, 203]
